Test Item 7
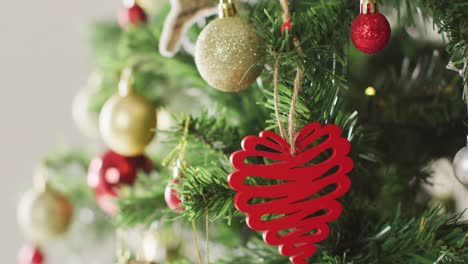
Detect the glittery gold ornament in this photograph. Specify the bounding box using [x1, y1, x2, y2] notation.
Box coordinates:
[99, 69, 157, 156]
[195, 1, 264, 92]
[18, 183, 73, 243]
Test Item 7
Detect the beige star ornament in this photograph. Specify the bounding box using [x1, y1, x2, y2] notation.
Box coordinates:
[159, 0, 218, 57]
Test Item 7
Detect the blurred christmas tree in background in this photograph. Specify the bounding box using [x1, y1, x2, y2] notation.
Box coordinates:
[17, 0, 468, 263]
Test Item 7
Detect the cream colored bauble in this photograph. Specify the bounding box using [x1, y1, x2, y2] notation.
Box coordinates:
[453, 146, 468, 186]
[157, 108, 175, 130]
[18, 184, 73, 243]
[72, 88, 100, 138]
[140, 221, 183, 262]
[422, 158, 457, 200]
[141, 230, 167, 262]
[99, 91, 157, 156]
[195, 16, 264, 92]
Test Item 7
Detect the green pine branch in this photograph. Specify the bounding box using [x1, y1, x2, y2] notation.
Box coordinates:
[177, 160, 239, 222]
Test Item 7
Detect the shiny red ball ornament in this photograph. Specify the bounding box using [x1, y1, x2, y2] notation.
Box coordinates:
[281, 20, 292, 34]
[164, 179, 183, 213]
[350, 1, 391, 54]
[229, 122, 353, 264]
[18, 245, 44, 264]
[88, 150, 153, 214]
[118, 1, 147, 28]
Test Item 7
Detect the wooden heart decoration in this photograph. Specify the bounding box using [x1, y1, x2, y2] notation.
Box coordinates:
[228, 122, 353, 264]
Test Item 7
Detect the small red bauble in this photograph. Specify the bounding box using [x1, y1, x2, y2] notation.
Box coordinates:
[350, 3, 391, 54]
[229, 122, 353, 264]
[87, 150, 153, 214]
[118, 1, 147, 28]
[94, 188, 119, 215]
[164, 179, 183, 213]
[18, 245, 44, 264]
[281, 20, 292, 34]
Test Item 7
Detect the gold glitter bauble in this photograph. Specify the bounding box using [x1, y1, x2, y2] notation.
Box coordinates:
[18, 184, 73, 243]
[195, 16, 264, 92]
[99, 92, 157, 156]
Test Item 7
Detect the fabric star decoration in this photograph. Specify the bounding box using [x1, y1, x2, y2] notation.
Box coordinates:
[159, 0, 218, 57]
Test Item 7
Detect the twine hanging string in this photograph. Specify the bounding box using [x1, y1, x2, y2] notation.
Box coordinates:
[273, 55, 287, 139]
[161, 116, 206, 263]
[273, 0, 303, 156]
[289, 67, 303, 155]
[191, 220, 204, 264]
[205, 208, 210, 264]
[162, 114, 191, 167]
[279, 0, 291, 23]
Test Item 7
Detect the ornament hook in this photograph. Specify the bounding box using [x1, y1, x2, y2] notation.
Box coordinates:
[218, 0, 236, 18]
[119, 67, 134, 96]
[360, 0, 377, 14]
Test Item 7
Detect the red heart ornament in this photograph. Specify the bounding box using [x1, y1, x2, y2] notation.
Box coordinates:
[228, 122, 353, 264]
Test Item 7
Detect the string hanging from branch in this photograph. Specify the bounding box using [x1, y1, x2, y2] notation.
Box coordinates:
[228, 1, 353, 263]
[273, 0, 304, 156]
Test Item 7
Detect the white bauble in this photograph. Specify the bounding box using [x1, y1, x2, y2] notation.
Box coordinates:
[72, 88, 100, 138]
[453, 146, 468, 186]
[422, 158, 456, 200]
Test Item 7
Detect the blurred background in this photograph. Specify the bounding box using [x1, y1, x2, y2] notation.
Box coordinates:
[0, 1, 118, 262]
[1, 1, 467, 263]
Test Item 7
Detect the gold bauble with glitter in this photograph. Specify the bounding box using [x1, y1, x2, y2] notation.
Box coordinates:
[18, 183, 73, 243]
[195, 14, 264, 92]
[99, 90, 157, 156]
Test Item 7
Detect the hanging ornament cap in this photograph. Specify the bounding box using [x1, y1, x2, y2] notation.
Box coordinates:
[360, 0, 377, 14]
[218, 0, 237, 18]
[118, 67, 134, 96]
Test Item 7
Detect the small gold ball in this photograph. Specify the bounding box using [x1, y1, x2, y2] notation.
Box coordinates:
[364, 86, 377, 96]
[100, 92, 157, 156]
[195, 16, 265, 92]
[18, 185, 73, 243]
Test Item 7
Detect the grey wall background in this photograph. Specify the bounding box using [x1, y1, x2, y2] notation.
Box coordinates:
[0, 1, 118, 262]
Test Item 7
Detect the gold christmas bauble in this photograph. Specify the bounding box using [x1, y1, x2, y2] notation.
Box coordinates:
[18, 184, 73, 243]
[195, 16, 264, 92]
[99, 92, 157, 156]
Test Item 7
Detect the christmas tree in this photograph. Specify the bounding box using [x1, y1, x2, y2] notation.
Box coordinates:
[17, 0, 468, 263]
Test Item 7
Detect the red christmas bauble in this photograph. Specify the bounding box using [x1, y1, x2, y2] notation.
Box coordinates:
[164, 179, 183, 213]
[350, 12, 391, 54]
[18, 245, 44, 264]
[118, 2, 147, 28]
[87, 150, 153, 213]
[94, 188, 119, 215]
